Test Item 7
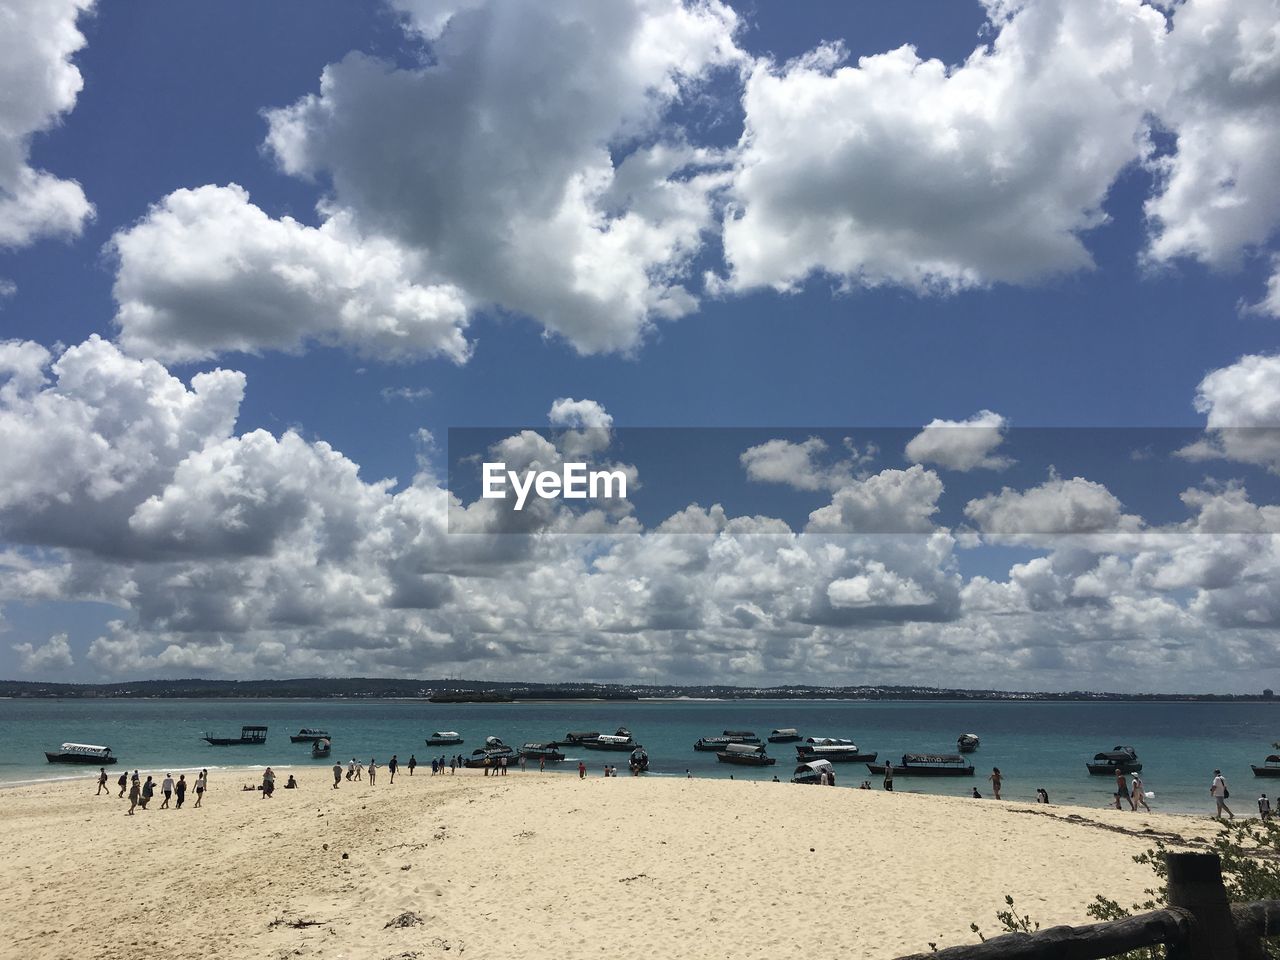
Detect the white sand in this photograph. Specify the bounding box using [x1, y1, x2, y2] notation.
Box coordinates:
[0, 768, 1223, 959]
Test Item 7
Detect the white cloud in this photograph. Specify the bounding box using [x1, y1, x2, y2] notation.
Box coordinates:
[0, 0, 95, 247]
[263, 0, 744, 355]
[110, 184, 470, 364]
[1183, 353, 1280, 470]
[1144, 0, 1280, 270]
[806, 465, 943, 533]
[1250, 258, 1280, 318]
[964, 473, 1142, 535]
[548, 397, 614, 430]
[719, 0, 1165, 294]
[12, 632, 74, 672]
[905, 410, 1012, 471]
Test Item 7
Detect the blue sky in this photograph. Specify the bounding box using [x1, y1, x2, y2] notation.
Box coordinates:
[2, 0, 1280, 691]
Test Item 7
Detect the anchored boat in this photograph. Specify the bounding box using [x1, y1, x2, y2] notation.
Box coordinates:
[957, 733, 980, 753]
[583, 728, 640, 751]
[716, 743, 776, 766]
[767, 728, 801, 743]
[866, 754, 974, 776]
[629, 747, 650, 773]
[1085, 746, 1142, 775]
[290, 728, 330, 743]
[202, 725, 268, 746]
[791, 759, 834, 784]
[426, 731, 464, 746]
[795, 737, 877, 763]
[519, 743, 566, 762]
[312, 738, 332, 758]
[1252, 755, 1280, 777]
[45, 742, 117, 764]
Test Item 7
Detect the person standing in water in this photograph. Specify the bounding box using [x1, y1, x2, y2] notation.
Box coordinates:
[1131, 772, 1151, 812]
[883, 760, 894, 792]
[1113, 767, 1133, 810]
[988, 767, 1003, 800]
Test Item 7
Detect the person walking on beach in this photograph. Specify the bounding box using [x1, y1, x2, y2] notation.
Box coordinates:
[117, 771, 128, 797]
[194, 770, 206, 807]
[127, 776, 140, 815]
[1113, 768, 1132, 810]
[355, 760, 364, 781]
[347, 758, 355, 781]
[332, 760, 343, 788]
[431, 758, 439, 776]
[408, 755, 417, 776]
[96, 767, 109, 796]
[1132, 773, 1151, 812]
[539, 755, 545, 773]
[450, 755, 457, 774]
[368, 759, 377, 786]
[578, 760, 586, 779]
[160, 773, 174, 808]
[140, 775, 155, 809]
[500, 756, 508, 776]
[988, 767, 1003, 800]
[883, 760, 894, 792]
[1259, 793, 1272, 821]
[262, 767, 275, 798]
[1211, 769, 1234, 818]
[389, 755, 398, 784]
[175, 774, 187, 808]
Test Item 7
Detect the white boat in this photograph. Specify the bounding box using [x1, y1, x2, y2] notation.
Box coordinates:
[45, 742, 116, 764]
[426, 731, 464, 745]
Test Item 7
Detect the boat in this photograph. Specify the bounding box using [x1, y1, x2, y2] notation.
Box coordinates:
[795, 738, 877, 763]
[629, 747, 649, 772]
[582, 733, 640, 751]
[202, 725, 268, 746]
[866, 754, 975, 776]
[957, 733, 980, 753]
[1085, 746, 1142, 775]
[463, 738, 518, 768]
[693, 732, 762, 751]
[1252, 755, 1280, 777]
[312, 738, 332, 758]
[45, 742, 117, 765]
[558, 730, 600, 745]
[519, 743, 566, 762]
[426, 731, 464, 746]
[289, 728, 330, 743]
[768, 728, 801, 743]
[717, 743, 776, 766]
[791, 759, 834, 784]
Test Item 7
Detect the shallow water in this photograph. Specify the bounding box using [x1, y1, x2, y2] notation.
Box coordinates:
[3, 697, 1276, 813]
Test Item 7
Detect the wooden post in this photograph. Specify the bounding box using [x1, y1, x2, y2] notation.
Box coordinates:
[1164, 852, 1238, 960]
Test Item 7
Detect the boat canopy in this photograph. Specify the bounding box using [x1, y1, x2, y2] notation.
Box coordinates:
[721, 742, 765, 754]
[805, 737, 853, 745]
[958, 733, 979, 741]
[793, 759, 833, 774]
[903, 753, 965, 764]
[297, 728, 327, 735]
[722, 730, 756, 737]
[771, 728, 798, 736]
[432, 731, 459, 738]
[1266, 755, 1280, 764]
[484, 736, 506, 746]
[59, 743, 111, 754]
[1093, 750, 1138, 762]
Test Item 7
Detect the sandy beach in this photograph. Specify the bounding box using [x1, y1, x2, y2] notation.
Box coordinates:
[0, 768, 1226, 960]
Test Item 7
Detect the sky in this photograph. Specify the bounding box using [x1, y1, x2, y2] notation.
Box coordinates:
[1, 0, 1280, 692]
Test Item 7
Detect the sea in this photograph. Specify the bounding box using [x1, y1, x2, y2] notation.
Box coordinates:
[3, 698, 1276, 814]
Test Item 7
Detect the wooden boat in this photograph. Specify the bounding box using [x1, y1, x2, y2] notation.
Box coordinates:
[45, 742, 117, 764]
[791, 759, 834, 784]
[957, 733, 980, 753]
[463, 738, 517, 768]
[716, 743, 776, 766]
[426, 731, 464, 746]
[558, 730, 600, 745]
[290, 728, 330, 743]
[768, 728, 801, 743]
[1086, 746, 1142, 775]
[694, 733, 761, 751]
[519, 743, 566, 762]
[1251, 755, 1280, 777]
[795, 738, 876, 763]
[629, 747, 649, 773]
[311, 738, 332, 758]
[202, 725, 268, 746]
[866, 754, 974, 776]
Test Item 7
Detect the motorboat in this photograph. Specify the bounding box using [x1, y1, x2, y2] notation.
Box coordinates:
[426, 731, 464, 746]
[519, 743, 566, 762]
[45, 742, 117, 764]
[202, 725, 268, 746]
[716, 743, 776, 766]
[582, 733, 640, 751]
[694, 733, 761, 751]
[312, 738, 332, 758]
[957, 733, 980, 753]
[795, 738, 876, 763]
[629, 747, 649, 773]
[768, 728, 801, 743]
[1252, 755, 1280, 777]
[290, 728, 330, 743]
[791, 759, 834, 784]
[1085, 746, 1142, 775]
[463, 738, 517, 768]
[559, 730, 600, 745]
[866, 754, 975, 776]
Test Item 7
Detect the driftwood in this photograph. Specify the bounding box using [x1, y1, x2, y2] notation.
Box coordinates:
[897, 854, 1280, 960]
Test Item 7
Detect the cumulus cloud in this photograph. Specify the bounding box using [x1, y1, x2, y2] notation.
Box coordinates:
[719, 0, 1165, 294]
[12, 632, 74, 672]
[806, 465, 943, 533]
[263, 0, 744, 355]
[1144, 0, 1280, 270]
[0, 0, 95, 247]
[1181, 353, 1280, 470]
[964, 472, 1143, 536]
[905, 410, 1012, 471]
[109, 184, 470, 364]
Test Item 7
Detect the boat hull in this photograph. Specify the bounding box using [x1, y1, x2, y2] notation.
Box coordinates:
[768, 734, 801, 743]
[581, 741, 640, 751]
[520, 750, 566, 762]
[290, 734, 330, 743]
[865, 762, 974, 776]
[716, 752, 776, 766]
[1086, 762, 1142, 775]
[45, 753, 117, 764]
[1252, 766, 1280, 777]
[426, 737, 464, 746]
[203, 738, 266, 746]
[795, 749, 877, 763]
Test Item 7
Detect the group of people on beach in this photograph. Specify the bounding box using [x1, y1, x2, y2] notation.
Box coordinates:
[98, 766, 208, 815]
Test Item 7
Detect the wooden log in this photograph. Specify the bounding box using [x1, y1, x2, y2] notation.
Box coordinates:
[1230, 901, 1280, 960]
[895, 907, 1194, 960]
[1164, 852, 1238, 960]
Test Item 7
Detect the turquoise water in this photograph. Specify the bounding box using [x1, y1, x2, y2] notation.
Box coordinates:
[3, 698, 1277, 813]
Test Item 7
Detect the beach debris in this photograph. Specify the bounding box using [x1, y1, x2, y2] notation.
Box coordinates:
[341, 852, 349, 860]
[268, 915, 326, 930]
[384, 911, 424, 929]
[401, 864, 412, 871]
[322, 843, 329, 851]
[618, 873, 649, 883]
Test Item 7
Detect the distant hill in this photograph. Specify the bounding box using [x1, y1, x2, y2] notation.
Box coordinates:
[0, 677, 1274, 702]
